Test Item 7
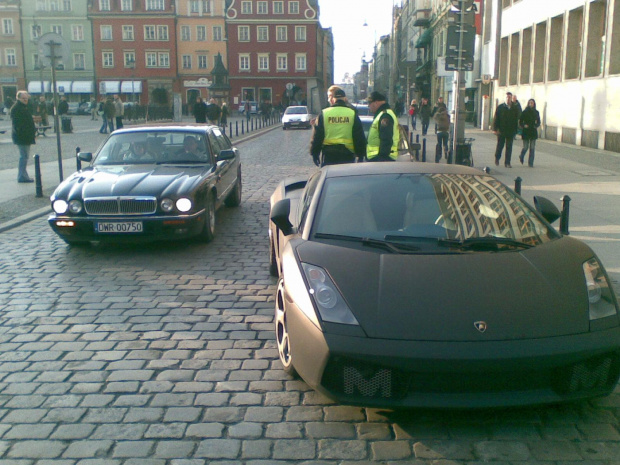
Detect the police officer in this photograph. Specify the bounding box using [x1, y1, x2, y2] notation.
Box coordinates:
[366, 91, 398, 162]
[310, 86, 366, 166]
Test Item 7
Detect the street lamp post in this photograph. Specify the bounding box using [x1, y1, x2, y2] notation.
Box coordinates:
[127, 58, 136, 104]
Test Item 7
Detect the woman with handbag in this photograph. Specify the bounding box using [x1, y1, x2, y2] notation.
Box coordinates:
[518, 99, 541, 167]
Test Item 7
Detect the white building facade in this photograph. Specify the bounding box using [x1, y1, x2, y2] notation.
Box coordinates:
[488, 0, 620, 152]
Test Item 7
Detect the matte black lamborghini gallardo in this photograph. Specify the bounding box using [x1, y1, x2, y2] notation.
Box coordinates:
[268, 162, 620, 408]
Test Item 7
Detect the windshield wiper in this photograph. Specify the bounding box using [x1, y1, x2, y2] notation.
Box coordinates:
[437, 236, 533, 251]
[314, 233, 420, 253]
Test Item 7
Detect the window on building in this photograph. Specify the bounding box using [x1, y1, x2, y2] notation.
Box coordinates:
[533, 21, 547, 82]
[157, 25, 169, 40]
[520, 27, 532, 84]
[241, 1, 252, 13]
[73, 53, 85, 70]
[146, 52, 157, 67]
[99, 0, 110, 11]
[145, 26, 156, 40]
[197, 25, 206, 41]
[277, 53, 287, 71]
[548, 14, 564, 81]
[612, 0, 620, 74]
[122, 25, 134, 40]
[238, 26, 250, 41]
[2, 18, 14, 35]
[124, 51, 135, 67]
[258, 1, 268, 13]
[101, 25, 112, 41]
[5, 49, 16, 67]
[289, 1, 299, 14]
[102, 51, 114, 67]
[295, 53, 306, 71]
[198, 55, 208, 69]
[49, 0, 59, 10]
[258, 54, 269, 71]
[31, 24, 42, 39]
[36, 0, 45, 10]
[63, 0, 71, 11]
[121, 0, 133, 11]
[240, 54, 250, 71]
[295, 26, 306, 41]
[257, 26, 268, 42]
[276, 26, 287, 41]
[274, 1, 283, 14]
[146, 0, 165, 10]
[509, 32, 519, 85]
[213, 26, 222, 41]
[181, 26, 191, 41]
[72, 25, 84, 41]
[33, 53, 41, 69]
[158, 52, 169, 67]
[565, 7, 583, 80]
[190, 0, 200, 13]
[52, 25, 62, 35]
[203, 0, 211, 13]
[585, 0, 607, 77]
[182, 55, 192, 69]
[498, 36, 508, 86]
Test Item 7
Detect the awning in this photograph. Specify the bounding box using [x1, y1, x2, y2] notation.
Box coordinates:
[72, 81, 94, 93]
[27, 81, 51, 93]
[54, 81, 73, 93]
[415, 28, 433, 48]
[99, 80, 120, 94]
[121, 80, 143, 93]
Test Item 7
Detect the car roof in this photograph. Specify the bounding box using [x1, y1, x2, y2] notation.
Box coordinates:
[286, 106, 308, 110]
[321, 161, 484, 177]
[110, 123, 222, 135]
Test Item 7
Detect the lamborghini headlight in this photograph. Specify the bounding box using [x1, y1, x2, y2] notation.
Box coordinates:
[583, 258, 618, 321]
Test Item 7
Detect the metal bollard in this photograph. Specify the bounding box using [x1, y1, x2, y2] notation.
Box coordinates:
[251, 118, 254, 131]
[415, 134, 420, 161]
[560, 195, 571, 235]
[76, 146, 82, 171]
[483, 166, 490, 174]
[229, 122, 233, 136]
[422, 138, 426, 163]
[514, 176, 522, 195]
[34, 154, 43, 198]
[236, 121, 239, 137]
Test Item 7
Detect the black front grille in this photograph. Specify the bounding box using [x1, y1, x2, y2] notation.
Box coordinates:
[553, 353, 620, 395]
[84, 197, 157, 215]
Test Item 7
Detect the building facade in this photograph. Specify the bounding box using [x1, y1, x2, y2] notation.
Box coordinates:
[225, 0, 327, 113]
[0, 0, 22, 107]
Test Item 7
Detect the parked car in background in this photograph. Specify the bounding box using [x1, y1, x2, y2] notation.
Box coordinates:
[238, 101, 258, 115]
[48, 124, 242, 245]
[67, 102, 80, 115]
[354, 104, 371, 116]
[281, 105, 313, 130]
[268, 162, 620, 408]
[78, 102, 91, 115]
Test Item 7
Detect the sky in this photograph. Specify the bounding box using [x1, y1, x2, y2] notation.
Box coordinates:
[318, 0, 396, 83]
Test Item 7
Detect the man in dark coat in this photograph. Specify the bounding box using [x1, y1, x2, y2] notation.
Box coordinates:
[206, 98, 221, 125]
[492, 92, 520, 167]
[10, 91, 36, 183]
[58, 96, 69, 115]
[419, 98, 432, 135]
[193, 97, 207, 123]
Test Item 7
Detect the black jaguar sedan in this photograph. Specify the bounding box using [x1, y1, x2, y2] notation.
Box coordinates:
[48, 124, 241, 245]
[269, 162, 620, 408]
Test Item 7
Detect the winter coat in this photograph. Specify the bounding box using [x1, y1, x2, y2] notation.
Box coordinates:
[193, 102, 207, 123]
[519, 107, 541, 140]
[419, 103, 432, 121]
[434, 109, 450, 133]
[10, 101, 36, 146]
[493, 103, 520, 138]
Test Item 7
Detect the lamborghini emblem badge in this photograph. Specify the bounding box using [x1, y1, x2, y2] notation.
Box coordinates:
[474, 321, 487, 333]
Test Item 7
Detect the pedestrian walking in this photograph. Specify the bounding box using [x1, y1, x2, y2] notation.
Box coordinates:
[57, 96, 69, 116]
[36, 96, 49, 126]
[114, 94, 124, 129]
[206, 98, 221, 125]
[310, 86, 366, 166]
[193, 97, 207, 123]
[10, 90, 36, 183]
[243, 100, 251, 122]
[409, 99, 418, 131]
[434, 107, 450, 163]
[512, 94, 523, 139]
[431, 96, 447, 133]
[493, 92, 520, 167]
[90, 98, 97, 120]
[366, 91, 398, 162]
[104, 96, 116, 133]
[419, 98, 432, 136]
[220, 102, 229, 127]
[518, 98, 541, 167]
[98, 97, 108, 133]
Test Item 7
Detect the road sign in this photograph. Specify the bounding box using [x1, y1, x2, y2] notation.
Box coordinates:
[447, 9, 475, 26]
[451, 0, 474, 9]
[446, 24, 476, 57]
[445, 55, 474, 72]
[37, 33, 70, 68]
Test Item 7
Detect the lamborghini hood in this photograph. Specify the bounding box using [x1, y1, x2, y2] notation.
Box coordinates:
[295, 237, 596, 342]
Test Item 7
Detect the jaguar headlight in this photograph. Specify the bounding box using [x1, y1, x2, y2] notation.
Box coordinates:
[176, 198, 192, 213]
[161, 198, 174, 212]
[53, 200, 68, 214]
[68, 200, 83, 214]
[583, 258, 618, 321]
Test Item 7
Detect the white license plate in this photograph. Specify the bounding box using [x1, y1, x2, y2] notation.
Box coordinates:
[96, 222, 143, 233]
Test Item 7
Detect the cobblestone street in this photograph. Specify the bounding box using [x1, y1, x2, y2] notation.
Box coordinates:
[0, 126, 619, 464]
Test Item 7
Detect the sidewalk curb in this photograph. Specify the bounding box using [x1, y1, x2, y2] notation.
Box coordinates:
[0, 123, 280, 234]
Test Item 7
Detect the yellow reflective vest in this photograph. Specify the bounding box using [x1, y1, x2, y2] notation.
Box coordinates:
[322, 106, 356, 151]
[367, 109, 399, 160]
